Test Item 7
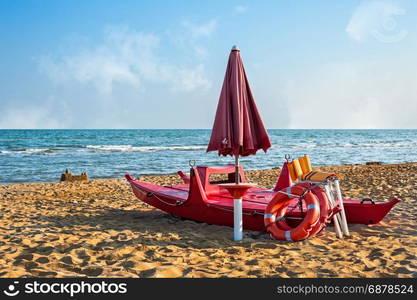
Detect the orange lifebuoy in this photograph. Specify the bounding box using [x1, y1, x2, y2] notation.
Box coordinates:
[284, 183, 331, 236]
[298, 183, 331, 236]
[272, 183, 332, 237]
[264, 184, 320, 241]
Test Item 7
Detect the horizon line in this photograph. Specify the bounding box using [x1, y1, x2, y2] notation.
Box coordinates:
[0, 128, 416, 130]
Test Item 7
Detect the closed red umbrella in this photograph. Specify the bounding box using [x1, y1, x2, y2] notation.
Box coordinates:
[207, 46, 272, 183]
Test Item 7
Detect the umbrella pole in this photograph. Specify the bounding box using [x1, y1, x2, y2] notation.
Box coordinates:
[234, 154, 243, 241]
[235, 155, 239, 184]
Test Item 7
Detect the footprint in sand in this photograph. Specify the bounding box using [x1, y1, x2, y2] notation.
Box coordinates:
[60, 256, 74, 265]
[36, 271, 58, 277]
[35, 256, 49, 264]
[182, 268, 193, 277]
[247, 269, 262, 276]
[36, 246, 54, 256]
[138, 268, 156, 277]
[245, 259, 259, 266]
[75, 249, 91, 261]
[81, 267, 103, 277]
[105, 260, 117, 266]
[391, 247, 407, 259]
[121, 260, 135, 269]
[24, 261, 39, 270]
[368, 248, 386, 261]
[15, 253, 34, 261]
[316, 268, 338, 277]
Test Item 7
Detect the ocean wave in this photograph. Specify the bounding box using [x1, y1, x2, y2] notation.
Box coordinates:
[1, 141, 416, 156]
[284, 141, 417, 149]
[335, 142, 417, 148]
[84, 145, 206, 152]
[0, 148, 56, 155]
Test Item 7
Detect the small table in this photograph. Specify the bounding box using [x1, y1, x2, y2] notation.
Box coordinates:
[218, 183, 257, 241]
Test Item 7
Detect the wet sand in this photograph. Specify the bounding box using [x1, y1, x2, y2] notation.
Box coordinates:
[0, 163, 416, 277]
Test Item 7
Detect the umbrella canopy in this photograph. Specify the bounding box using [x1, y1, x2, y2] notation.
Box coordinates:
[207, 46, 271, 157]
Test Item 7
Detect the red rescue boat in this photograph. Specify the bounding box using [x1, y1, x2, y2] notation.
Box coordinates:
[125, 165, 399, 231]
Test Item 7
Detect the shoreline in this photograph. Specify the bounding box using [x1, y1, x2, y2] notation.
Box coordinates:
[0, 162, 416, 277]
[2, 161, 417, 186]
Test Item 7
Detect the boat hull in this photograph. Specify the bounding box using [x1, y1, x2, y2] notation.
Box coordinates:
[127, 179, 266, 230]
[343, 198, 400, 224]
[125, 174, 400, 231]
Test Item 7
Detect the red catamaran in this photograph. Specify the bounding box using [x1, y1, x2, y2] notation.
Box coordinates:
[125, 164, 399, 231]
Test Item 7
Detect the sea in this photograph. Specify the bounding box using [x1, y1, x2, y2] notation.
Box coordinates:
[0, 129, 416, 185]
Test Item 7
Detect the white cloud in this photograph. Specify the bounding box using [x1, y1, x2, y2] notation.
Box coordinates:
[282, 60, 417, 129]
[39, 25, 211, 95]
[26, 23, 217, 128]
[172, 65, 211, 92]
[181, 19, 217, 38]
[234, 5, 248, 14]
[346, 0, 407, 43]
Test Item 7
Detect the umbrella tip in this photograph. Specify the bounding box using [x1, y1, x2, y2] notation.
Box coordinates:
[231, 45, 240, 51]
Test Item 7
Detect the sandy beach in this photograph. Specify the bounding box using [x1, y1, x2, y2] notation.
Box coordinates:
[0, 163, 416, 278]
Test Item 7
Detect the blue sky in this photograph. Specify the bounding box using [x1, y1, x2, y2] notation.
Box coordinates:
[1, 0, 416, 129]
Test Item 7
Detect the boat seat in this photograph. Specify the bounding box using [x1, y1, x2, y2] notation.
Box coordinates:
[287, 155, 343, 182]
[287, 156, 312, 181]
[274, 155, 344, 191]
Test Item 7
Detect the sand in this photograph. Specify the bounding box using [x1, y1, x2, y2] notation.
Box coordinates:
[0, 163, 416, 278]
